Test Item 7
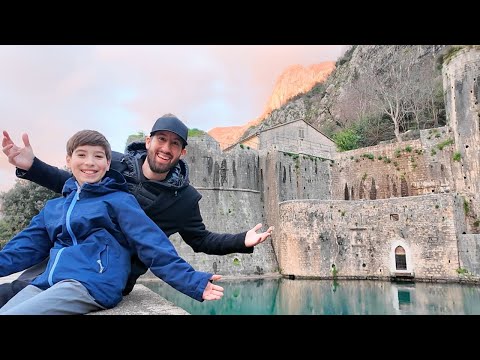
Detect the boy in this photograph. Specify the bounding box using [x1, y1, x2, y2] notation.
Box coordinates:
[0, 130, 223, 315]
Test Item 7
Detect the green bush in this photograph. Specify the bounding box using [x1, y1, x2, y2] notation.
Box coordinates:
[0, 179, 60, 243]
[188, 128, 206, 137]
[437, 139, 454, 150]
[332, 128, 361, 152]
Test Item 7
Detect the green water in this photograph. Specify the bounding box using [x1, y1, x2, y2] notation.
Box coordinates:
[139, 277, 480, 315]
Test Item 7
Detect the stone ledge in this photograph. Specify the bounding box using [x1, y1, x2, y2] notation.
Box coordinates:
[88, 284, 190, 315]
[0, 274, 189, 315]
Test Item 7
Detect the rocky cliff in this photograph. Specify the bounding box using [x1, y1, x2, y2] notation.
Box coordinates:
[208, 61, 335, 149]
[250, 45, 447, 141]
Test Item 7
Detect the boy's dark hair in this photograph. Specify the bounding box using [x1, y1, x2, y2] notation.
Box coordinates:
[66, 130, 112, 161]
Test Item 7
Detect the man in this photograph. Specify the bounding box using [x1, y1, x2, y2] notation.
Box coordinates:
[1, 114, 273, 306]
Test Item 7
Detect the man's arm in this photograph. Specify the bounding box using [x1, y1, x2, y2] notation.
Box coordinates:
[179, 201, 274, 255]
[2, 130, 70, 193]
[16, 157, 71, 194]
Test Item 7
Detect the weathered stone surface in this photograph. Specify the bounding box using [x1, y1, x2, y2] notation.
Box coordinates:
[88, 285, 189, 315]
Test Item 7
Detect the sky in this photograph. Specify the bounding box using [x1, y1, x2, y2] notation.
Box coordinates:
[0, 45, 347, 193]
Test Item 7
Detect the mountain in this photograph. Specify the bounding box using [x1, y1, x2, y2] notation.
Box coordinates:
[208, 61, 336, 149]
[241, 45, 448, 146]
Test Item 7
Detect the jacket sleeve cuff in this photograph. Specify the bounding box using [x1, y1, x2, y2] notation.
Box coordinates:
[237, 231, 254, 253]
[15, 157, 40, 179]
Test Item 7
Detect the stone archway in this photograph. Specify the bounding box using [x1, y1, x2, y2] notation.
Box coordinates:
[390, 240, 414, 279]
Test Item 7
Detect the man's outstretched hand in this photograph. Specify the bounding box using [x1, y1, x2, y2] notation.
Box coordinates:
[2, 131, 35, 171]
[244, 223, 274, 248]
[202, 274, 224, 301]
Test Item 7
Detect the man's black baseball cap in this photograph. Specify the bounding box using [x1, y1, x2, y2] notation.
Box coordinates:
[150, 114, 188, 146]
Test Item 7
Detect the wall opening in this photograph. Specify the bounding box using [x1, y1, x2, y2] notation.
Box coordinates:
[344, 183, 350, 200]
[400, 178, 409, 197]
[395, 246, 407, 270]
[370, 178, 377, 200]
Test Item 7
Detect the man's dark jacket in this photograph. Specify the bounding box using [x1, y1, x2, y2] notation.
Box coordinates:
[8, 141, 251, 297]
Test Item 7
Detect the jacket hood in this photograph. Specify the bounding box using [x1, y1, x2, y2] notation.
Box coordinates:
[125, 141, 190, 189]
[62, 169, 129, 197]
[125, 141, 149, 157]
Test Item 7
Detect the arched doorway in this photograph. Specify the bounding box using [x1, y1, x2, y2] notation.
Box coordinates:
[395, 246, 407, 270]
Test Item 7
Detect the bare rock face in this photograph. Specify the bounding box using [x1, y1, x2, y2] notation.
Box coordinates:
[208, 61, 335, 149]
[207, 125, 249, 149]
[260, 62, 335, 119]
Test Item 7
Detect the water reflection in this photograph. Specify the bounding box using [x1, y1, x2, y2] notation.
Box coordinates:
[139, 278, 480, 315]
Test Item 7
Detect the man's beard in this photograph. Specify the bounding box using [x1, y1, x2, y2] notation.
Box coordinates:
[146, 150, 180, 175]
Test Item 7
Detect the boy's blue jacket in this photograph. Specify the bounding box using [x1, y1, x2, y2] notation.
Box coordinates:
[0, 170, 212, 308]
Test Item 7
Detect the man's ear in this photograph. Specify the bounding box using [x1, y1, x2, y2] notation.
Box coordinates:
[145, 136, 152, 149]
[180, 148, 187, 158]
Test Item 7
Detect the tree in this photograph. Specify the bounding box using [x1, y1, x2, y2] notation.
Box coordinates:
[125, 131, 146, 150]
[421, 59, 445, 128]
[360, 46, 436, 141]
[0, 179, 60, 244]
[335, 77, 390, 145]
[403, 54, 444, 130]
[336, 75, 373, 128]
[0, 219, 11, 249]
[360, 47, 422, 142]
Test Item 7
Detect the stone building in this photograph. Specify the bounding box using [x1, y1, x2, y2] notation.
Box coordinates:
[224, 119, 335, 160]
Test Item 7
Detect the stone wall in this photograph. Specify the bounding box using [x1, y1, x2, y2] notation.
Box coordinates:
[277, 194, 465, 281]
[442, 46, 480, 231]
[275, 150, 332, 202]
[458, 235, 480, 278]
[331, 128, 456, 201]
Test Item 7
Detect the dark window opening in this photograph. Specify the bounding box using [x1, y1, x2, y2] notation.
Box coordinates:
[395, 246, 407, 270]
[400, 178, 409, 197]
[390, 214, 399, 221]
[369, 178, 377, 200]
